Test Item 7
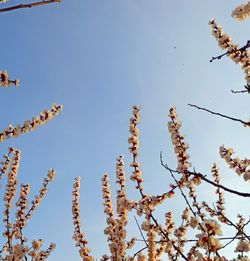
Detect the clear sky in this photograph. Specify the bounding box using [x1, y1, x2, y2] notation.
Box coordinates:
[0, 0, 250, 260]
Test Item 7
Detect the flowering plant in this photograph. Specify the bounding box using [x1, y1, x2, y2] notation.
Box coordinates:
[72, 2, 250, 260]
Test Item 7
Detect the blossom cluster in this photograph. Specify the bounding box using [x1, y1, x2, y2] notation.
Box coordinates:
[219, 145, 250, 181]
[72, 3, 250, 260]
[195, 219, 222, 252]
[232, 2, 250, 21]
[0, 103, 63, 143]
[102, 173, 120, 260]
[25, 169, 56, 221]
[73, 104, 250, 260]
[129, 105, 144, 191]
[209, 19, 250, 84]
[3, 148, 20, 229]
[72, 177, 94, 261]
[0, 70, 20, 87]
[100, 156, 138, 260]
[0, 150, 56, 260]
[115, 156, 130, 257]
[233, 216, 250, 255]
[211, 164, 226, 217]
[168, 106, 191, 174]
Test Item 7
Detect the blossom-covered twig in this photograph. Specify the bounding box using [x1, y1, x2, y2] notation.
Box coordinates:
[209, 18, 250, 90]
[209, 40, 250, 64]
[72, 177, 94, 261]
[0, 103, 63, 143]
[0, 152, 57, 260]
[219, 145, 250, 182]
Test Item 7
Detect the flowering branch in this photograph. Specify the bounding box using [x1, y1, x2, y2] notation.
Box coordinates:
[209, 18, 250, 91]
[128, 106, 189, 260]
[0, 103, 63, 143]
[70, 2, 250, 260]
[72, 177, 94, 261]
[210, 40, 250, 63]
[0, 151, 57, 260]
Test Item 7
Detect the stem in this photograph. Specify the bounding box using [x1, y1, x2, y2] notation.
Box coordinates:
[134, 216, 148, 248]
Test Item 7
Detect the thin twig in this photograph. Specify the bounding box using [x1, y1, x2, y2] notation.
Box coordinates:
[221, 232, 240, 249]
[231, 89, 248, 94]
[210, 40, 250, 63]
[210, 51, 228, 63]
[188, 104, 250, 127]
[231, 84, 250, 94]
[132, 245, 148, 259]
[136, 236, 246, 243]
[134, 216, 148, 248]
[0, 0, 61, 13]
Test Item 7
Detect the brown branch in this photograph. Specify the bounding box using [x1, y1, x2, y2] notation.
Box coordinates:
[221, 232, 240, 250]
[193, 171, 250, 197]
[210, 50, 228, 63]
[210, 40, 250, 63]
[132, 245, 148, 259]
[188, 103, 250, 127]
[162, 164, 250, 198]
[231, 84, 250, 94]
[231, 89, 248, 94]
[136, 236, 248, 243]
[0, 0, 61, 13]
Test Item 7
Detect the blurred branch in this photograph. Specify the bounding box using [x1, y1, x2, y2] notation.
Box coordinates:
[0, 0, 61, 13]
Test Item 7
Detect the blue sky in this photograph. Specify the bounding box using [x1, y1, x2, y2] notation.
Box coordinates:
[0, 0, 250, 260]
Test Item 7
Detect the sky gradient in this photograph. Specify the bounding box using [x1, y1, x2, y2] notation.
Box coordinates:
[0, 0, 250, 260]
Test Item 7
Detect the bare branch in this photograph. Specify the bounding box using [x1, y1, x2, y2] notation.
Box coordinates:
[231, 84, 250, 94]
[188, 103, 250, 127]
